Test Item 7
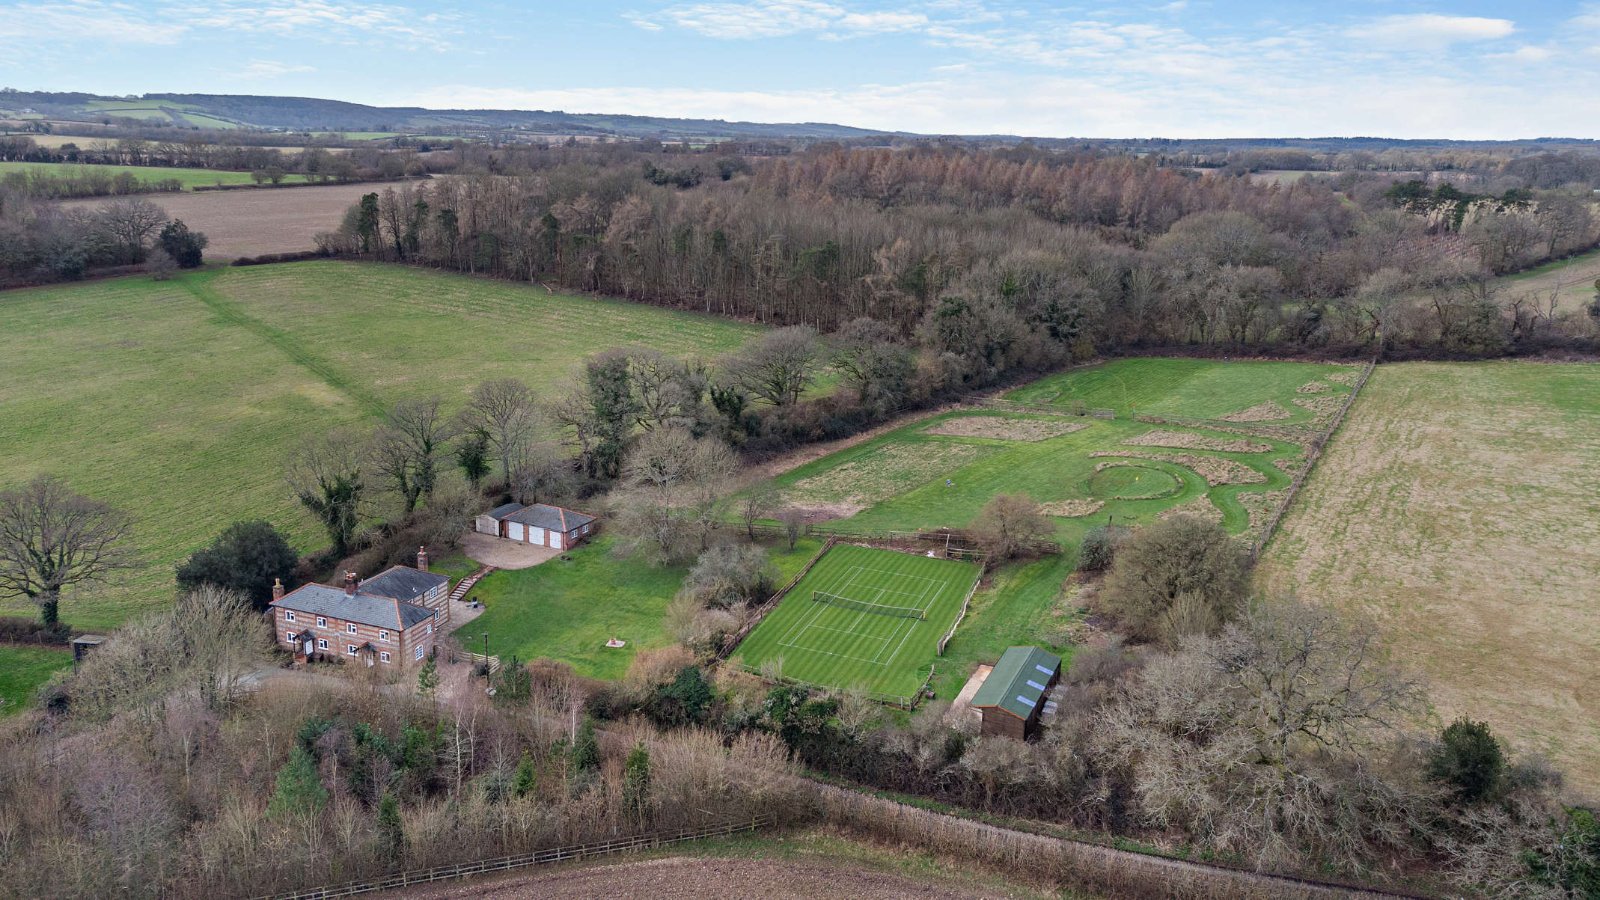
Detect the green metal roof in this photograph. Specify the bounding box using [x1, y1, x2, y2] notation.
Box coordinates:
[970, 646, 1061, 720]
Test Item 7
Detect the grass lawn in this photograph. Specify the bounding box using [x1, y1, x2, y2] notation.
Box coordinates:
[732, 544, 982, 699]
[744, 357, 1349, 698]
[0, 646, 72, 717]
[1260, 361, 1600, 793]
[0, 160, 308, 189]
[1004, 357, 1354, 421]
[460, 535, 824, 681]
[0, 262, 760, 630]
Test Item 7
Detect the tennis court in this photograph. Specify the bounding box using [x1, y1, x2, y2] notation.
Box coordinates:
[733, 544, 981, 700]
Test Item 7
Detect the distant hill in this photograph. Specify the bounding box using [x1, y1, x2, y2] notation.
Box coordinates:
[0, 89, 900, 141]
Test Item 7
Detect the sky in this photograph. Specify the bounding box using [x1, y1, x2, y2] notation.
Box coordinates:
[3, 1, 1600, 139]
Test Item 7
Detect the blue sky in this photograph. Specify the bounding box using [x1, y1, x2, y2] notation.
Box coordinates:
[3, 1, 1599, 138]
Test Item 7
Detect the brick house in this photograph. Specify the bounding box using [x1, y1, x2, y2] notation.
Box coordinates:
[474, 502, 597, 550]
[269, 561, 448, 668]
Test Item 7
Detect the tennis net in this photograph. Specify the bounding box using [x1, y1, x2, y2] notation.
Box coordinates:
[812, 590, 925, 620]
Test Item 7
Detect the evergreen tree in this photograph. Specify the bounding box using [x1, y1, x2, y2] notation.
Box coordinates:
[416, 657, 438, 701]
[1429, 717, 1505, 804]
[570, 717, 601, 776]
[267, 746, 327, 818]
[622, 741, 651, 822]
[377, 792, 404, 863]
[512, 750, 537, 799]
[175, 520, 298, 610]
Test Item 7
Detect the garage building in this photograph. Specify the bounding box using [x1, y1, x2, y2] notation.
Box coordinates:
[474, 502, 598, 550]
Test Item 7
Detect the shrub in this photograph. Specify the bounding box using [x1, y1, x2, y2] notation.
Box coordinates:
[1430, 717, 1506, 804]
[680, 543, 773, 609]
[1077, 524, 1128, 572]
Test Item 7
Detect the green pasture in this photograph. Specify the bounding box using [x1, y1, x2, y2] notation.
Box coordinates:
[732, 544, 982, 699]
[461, 535, 823, 681]
[0, 646, 72, 717]
[0, 262, 760, 629]
[0, 160, 308, 189]
[1004, 357, 1353, 421]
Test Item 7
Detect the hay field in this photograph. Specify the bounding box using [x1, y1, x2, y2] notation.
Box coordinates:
[1260, 361, 1600, 792]
[63, 182, 380, 259]
[0, 262, 758, 629]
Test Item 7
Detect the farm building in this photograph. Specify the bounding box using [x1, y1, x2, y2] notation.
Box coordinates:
[968, 646, 1062, 740]
[269, 565, 447, 667]
[474, 502, 597, 550]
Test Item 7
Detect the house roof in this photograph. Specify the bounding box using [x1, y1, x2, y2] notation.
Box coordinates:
[970, 646, 1061, 721]
[359, 565, 448, 605]
[271, 568, 439, 631]
[502, 503, 596, 533]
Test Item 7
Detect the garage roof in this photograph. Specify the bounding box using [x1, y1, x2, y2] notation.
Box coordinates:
[970, 646, 1061, 721]
[503, 503, 596, 533]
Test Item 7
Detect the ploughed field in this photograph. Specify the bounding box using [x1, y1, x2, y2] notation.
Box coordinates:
[1260, 361, 1600, 793]
[0, 262, 758, 629]
[740, 357, 1359, 700]
[62, 181, 384, 259]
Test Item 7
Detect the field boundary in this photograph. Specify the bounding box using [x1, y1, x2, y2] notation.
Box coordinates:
[1251, 357, 1378, 558]
[259, 816, 770, 900]
[936, 572, 984, 656]
[735, 662, 933, 708]
[717, 538, 837, 661]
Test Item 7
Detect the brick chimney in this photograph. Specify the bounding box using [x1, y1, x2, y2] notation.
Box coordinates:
[344, 571, 358, 596]
[416, 545, 429, 572]
[271, 578, 285, 603]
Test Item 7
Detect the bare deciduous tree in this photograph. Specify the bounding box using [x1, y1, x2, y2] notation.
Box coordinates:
[0, 475, 133, 627]
[611, 428, 738, 562]
[459, 379, 541, 485]
[370, 397, 455, 515]
[969, 493, 1052, 561]
[96, 198, 168, 264]
[723, 326, 822, 407]
[286, 428, 366, 558]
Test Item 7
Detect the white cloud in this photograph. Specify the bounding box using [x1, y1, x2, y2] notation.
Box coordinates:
[0, 1, 184, 44]
[1346, 14, 1515, 48]
[236, 59, 317, 78]
[636, 0, 929, 39]
[1489, 45, 1554, 63]
[185, 0, 456, 48]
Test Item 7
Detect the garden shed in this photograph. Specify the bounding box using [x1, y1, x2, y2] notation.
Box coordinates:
[967, 645, 1061, 740]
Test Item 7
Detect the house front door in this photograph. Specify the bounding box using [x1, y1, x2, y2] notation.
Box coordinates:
[302, 638, 313, 658]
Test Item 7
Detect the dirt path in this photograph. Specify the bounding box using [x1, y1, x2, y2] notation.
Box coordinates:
[388, 854, 1004, 900]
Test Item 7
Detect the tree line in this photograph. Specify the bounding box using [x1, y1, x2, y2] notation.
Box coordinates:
[0, 196, 208, 284]
[326, 144, 1600, 368]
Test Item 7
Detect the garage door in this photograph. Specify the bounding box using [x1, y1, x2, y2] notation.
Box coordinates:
[549, 531, 564, 550]
[507, 522, 526, 542]
[527, 526, 546, 546]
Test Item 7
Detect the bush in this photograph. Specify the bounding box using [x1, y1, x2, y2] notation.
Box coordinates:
[157, 218, 207, 268]
[680, 543, 773, 609]
[0, 616, 70, 645]
[1430, 718, 1506, 804]
[1097, 514, 1247, 643]
[1077, 524, 1128, 572]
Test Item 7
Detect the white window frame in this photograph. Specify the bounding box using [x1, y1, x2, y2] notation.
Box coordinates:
[317, 638, 328, 650]
[379, 630, 390, 642]
[317, 616, 327, 628]
[425, 622, 433, 635]
[380, 651, 391, 663]
[285, 611, 295, 622]
[285, 631, 295, 643]
[347, 644, 358, 656]
[347, 623, 357, 634]
[414, 645, 424, 660]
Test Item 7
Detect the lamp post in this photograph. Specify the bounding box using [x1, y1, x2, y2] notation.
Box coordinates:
[481, 633, 490, 682]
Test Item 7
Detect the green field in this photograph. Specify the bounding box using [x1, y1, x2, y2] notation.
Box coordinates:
[748, 357, 1353, 696]
[733, 544, 982, 699]
[0, 160, 307, 189]
[0, 646, 72, 716]
[0, 262, 760, 629]
[1005, 357, 1354, 421]
[461, 535, 823, 680]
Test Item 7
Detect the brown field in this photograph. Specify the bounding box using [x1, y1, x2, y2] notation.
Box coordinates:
[923, 415, 1088, 441]
[1260, 361, 1600, 795]
[63, 182, 379, 259]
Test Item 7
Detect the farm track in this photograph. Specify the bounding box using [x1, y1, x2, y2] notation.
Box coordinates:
[178, 272, 389, 418]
